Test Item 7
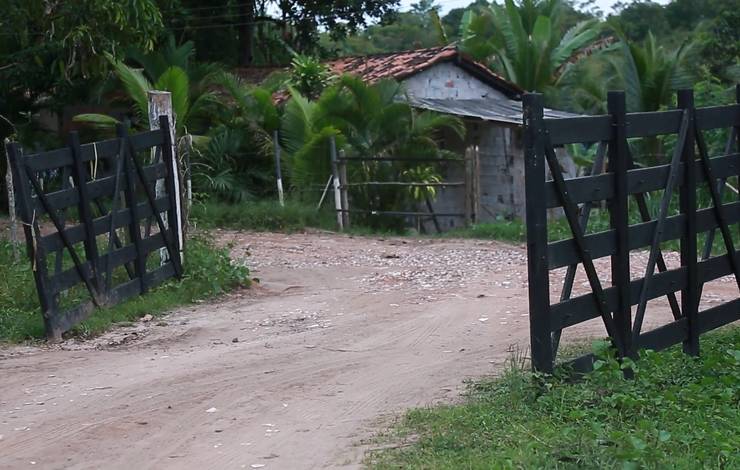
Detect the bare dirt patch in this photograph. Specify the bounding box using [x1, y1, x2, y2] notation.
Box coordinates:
[1, 230, 736, 469]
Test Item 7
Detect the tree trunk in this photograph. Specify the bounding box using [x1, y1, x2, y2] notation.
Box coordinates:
[238, 0, 255, 66]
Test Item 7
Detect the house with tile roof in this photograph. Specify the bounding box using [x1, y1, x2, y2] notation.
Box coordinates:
[322, 46, 577, 227]
[244, 45, 576, 227]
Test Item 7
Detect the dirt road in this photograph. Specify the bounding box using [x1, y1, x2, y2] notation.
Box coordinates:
[1, 231, 735, 469]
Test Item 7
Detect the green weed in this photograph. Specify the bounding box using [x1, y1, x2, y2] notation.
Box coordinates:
[0, 235, 249, 342]
[191, 200, 337, 232]
[370, 328, 740, 469]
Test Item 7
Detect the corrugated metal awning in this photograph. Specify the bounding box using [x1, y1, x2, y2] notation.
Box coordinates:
[406, 97, 581, 125]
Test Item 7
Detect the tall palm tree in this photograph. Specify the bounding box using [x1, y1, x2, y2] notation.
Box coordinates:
[609, 32, 693, 113]
[279, 75, 464, 228]
[280, 75, 464, 190]
[459, 0, 603, 93]
[73, 55, 219, 136]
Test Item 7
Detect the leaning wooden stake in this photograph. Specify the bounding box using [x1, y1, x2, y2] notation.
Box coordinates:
[148, 91, 184, 263]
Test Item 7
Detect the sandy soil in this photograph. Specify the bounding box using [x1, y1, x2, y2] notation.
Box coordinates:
[1, 230, 736, 470]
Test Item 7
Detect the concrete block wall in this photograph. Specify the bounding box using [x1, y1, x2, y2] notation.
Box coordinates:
[402, 62, 509, 100]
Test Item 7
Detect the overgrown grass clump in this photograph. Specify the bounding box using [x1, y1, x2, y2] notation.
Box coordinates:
[0, 235, 249, 342]
[191, 200, 337, 232]
[371, 328, 740, 469]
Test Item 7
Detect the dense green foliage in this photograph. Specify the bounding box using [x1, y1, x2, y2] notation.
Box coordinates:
[460, 0, 603, 92]
[370, 327, 740, 469]
[191, 200, 336, 232]
[0, 235, 249, 342]
[2, 0, 738, 218]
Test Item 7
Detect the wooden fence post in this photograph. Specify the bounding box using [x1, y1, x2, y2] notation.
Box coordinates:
[273, 130, 285, 207]
[148, 91, 184, 263]
[606, 91, 632, 359]
[338, 149, 350, 229]
[329, 136, 344, 231]
[678, 89, 699, 356]
[4, 141, 20, 261]
[523, 93, 553, 373]
[182, 133, 193, 225]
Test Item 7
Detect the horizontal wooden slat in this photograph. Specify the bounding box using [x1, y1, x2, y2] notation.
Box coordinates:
[40, 196, 170, 253]
[32, 162, 167, 212]
[51, 261, 177, 333]
[545, 152, 740, 208]
[626, 110, 682, 137]
[24, 138, 121, 171]
[22, 148, 72, 172]
[548, 201, 740, 269]
[698, 298, 740, 333]
[695, 104, 740, 130]
[129, 129, 164, 151]
[637, 318, 687, 352]
[544, 115, 611, 145]
[545, 105, 739, 147]
[48, 231, 168, 295]
[78, 139, 122, 162]
[550, 251, 738, 331]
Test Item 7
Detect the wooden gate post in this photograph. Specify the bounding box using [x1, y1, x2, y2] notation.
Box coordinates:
[606, 92, 632, 359]
[678, 89, 699, 356]
[148, 91, 184, 263]
[523, 93, 553, 373]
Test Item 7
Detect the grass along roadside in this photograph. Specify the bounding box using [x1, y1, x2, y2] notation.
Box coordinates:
[369, 327, 740, 469]
[0, 234, 249, 343]
[191, 200, 337, 232]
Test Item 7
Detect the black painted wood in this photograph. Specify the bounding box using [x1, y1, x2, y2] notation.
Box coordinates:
[677, 90, 700, 356]
[8, 123, 184, 339]
[524, 93, 554, 373]
[526, 87, 740, 374]
[543, 153, 740, 209]
[631, 108, 690, 341]
[607, 92, 632, 358]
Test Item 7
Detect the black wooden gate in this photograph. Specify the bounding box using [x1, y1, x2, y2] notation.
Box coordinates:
[6, 118, 183, 340]
[524, 88, 739, 373]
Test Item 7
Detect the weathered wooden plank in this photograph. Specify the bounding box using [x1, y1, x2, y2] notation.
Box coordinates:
[548, 201, 740, 269]
[637, 319, 687, 352]
[697, 298, 740, 333]
[544, 115, 611, 145]
[40, 197, 171, 252]
[626, 110, 683, 137]
[550, 251, 737, 331]
[695, 104, 740, 130]
[21, 148, 72, 172]
[631, 104, 690, 341]
[524, 93, 554, 373]
[677, 90, 699, 355]
[607, 91, 632, 357]
[31, 162, 167, 212]
[128, 129, 165, 151]
[48, 232, 168, 295]
[544, 153, 740, 208]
